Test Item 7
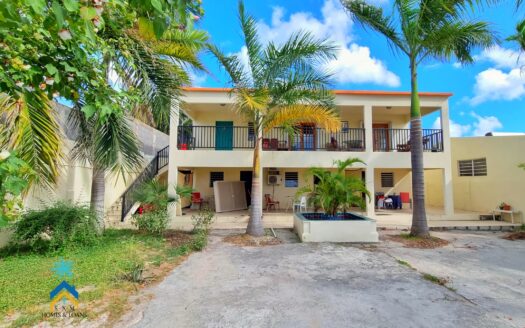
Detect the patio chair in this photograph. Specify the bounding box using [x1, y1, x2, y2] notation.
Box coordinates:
[293, 196, 308, 212]
[265, 194, 280, 211]
[396, 136, 431, 152]
[191, 192, 208, 210]
[384, 197, 394, 209]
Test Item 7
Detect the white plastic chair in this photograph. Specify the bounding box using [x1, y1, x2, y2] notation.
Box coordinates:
[293, 196, 308, 212]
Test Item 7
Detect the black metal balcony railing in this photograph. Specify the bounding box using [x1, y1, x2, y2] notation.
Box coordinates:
[372, 128, 443, 152]
[178, 126, 255, 150]
[177, 126, 366, 152]
[263, 127, 365, 151]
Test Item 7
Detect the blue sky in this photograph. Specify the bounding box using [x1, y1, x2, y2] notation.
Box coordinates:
[191, 0, 525, 136]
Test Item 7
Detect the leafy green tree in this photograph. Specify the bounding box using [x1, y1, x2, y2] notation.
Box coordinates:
[209, 1, 341, 236]
[0, 0, 205, 186]
[0, 151, 35, 223]
[341, 0, 495, 237]
[298, 158, 370, 216]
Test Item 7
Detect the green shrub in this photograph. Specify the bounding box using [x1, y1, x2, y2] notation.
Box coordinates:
[191, 208, 215, 233]
[132, 210, 168, 235]
[11, 202, 99, 253]
[191, 230, 208, 251]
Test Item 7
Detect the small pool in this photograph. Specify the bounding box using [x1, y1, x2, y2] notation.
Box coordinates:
[299, 212, 367, 221]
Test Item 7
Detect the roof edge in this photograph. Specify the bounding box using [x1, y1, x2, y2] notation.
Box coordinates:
[182, 87, 453, 98]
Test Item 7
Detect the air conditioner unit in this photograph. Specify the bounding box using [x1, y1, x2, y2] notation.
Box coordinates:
[268, 174, 281, 185]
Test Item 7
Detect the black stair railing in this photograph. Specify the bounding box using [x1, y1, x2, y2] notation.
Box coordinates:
[120, 145, 169, 221]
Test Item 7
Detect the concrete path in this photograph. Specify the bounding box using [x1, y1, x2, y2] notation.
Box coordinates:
[130, 230, 521, 328]
[383, 231, 525, 327]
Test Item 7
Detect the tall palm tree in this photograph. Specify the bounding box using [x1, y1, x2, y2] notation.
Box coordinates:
[341, 0, 495, 237]
[209, 1, 341, 236]
[70, 26, 208, 231]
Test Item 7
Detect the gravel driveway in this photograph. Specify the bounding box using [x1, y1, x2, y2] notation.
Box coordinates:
[129, 230, 524, 328]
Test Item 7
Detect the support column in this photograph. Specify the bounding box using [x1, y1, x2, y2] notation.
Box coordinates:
[443, 167, 454, 217]
[363, 105, 373, 153]
[366, 167, 375, 217]
[440, 101, 454, 217]
[168, 101, 180, 217]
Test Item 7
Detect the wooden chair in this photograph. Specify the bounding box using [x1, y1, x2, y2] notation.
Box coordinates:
[264, 194, 280, 211]
[396, 137, 431, 152]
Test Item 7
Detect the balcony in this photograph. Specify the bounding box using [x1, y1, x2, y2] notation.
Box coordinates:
[373, 128, 443, 152]
[177, 126, 366, 152]
[177, 126, 443, 153]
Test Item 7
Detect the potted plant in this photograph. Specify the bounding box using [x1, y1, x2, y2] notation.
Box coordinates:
[499, 202, 511, 211]
[298, 158, 370, 217]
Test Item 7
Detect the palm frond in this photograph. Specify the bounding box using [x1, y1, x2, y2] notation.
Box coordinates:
[507, 18, 525, 51]
[341, 0, 408, 54]
[207, 44, 251, 87]
[422, 20, 495, 63]
[70, 105, 143, 181]
[238, 0, 264, 86]
[118, 34, 189, 132]
[0, 92, 61, 187]
[262, 32, 337, 85]
[269, 70, 335, 108]
[264, 105, 340, 133]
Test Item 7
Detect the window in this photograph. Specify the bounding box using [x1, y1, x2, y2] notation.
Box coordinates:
[458, 158, 487, 176]
[248, 122, 255, 141]
[209, 171, 224, 187]
[285, 172, 299, 188]
[381, 172, 394, 188]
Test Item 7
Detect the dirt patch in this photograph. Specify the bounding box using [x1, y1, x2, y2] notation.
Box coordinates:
[163, 230, 194, 247]
[503, 231, 525, 241]
[223, 234, 282, 247]
[385, 234, 450, 249]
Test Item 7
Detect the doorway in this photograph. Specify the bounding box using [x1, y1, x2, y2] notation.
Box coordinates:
[215, 121, 233, 150]
[372, 123, 390, 151]
[295, 123, 316, 150]
[240, 170, 253, 205]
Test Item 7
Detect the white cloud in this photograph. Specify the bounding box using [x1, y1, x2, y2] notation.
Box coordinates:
[433, 112, 502, 137]
[471, 112, 503, 136]
[476, 45, 524, 69]
[433, 117, 471, 137]
[188, 70, 208, 87]
[236, 0, 400, 87]
[470, 68, 525, 105]
[468, 45, 525, 105]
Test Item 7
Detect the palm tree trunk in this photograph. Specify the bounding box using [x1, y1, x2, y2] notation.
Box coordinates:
[90, 165, 106, 234]
[246, 124, 264, 237]
[409, 60, 429, 237]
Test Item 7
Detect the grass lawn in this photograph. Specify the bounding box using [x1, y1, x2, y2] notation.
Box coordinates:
[0, 229, 204, 327]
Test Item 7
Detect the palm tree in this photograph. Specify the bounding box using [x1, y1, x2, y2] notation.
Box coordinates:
[341, 0, 495, 237]
[299, 158, 370, 216]
[209, 1, 341, 236]
[69, 26, 207, 231]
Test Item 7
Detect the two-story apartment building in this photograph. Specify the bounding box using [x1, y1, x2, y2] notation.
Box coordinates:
[167, 87, 454, 224]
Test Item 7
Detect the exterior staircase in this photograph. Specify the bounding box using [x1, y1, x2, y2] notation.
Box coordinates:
[104, 145, 169, 226]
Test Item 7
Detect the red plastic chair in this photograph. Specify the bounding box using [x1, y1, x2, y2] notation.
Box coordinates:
[400, 192, 411, 208]
[191, 192, 207, 209]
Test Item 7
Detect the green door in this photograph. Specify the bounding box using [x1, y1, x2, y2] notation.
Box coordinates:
[215, 121, 233, 150]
